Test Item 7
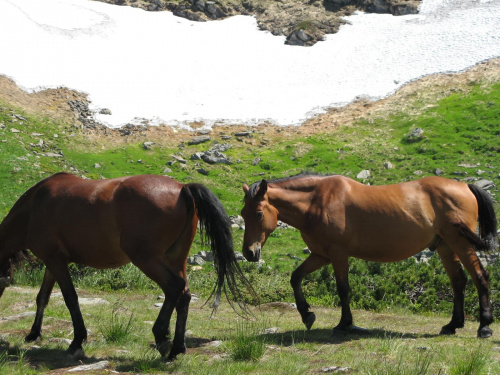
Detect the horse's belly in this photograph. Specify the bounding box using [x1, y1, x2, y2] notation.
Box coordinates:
[348, 230, 434, 262]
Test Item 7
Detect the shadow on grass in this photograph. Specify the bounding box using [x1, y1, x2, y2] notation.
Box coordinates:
[1, 334, 217, 372]
[262, 327, 442, 347]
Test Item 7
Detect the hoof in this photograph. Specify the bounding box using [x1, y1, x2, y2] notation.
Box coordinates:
[304, 312, 316, 330]
[157, 339, 173, 357]
[67, 347, 85, 361]
[439, 326, 456, 335]
[478, 326, 493, 339]
[25, 332, 41, 343]
[167, 345, 186, 361]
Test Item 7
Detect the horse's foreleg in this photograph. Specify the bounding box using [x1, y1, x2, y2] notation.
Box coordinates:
[290, 254, 329, 330]
[437, 243, 467, 335]
[25, 268, 56, 342]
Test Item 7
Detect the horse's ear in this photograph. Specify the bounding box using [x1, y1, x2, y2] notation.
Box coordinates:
[242, 183, 249, 194]
[256, 180, 268, 198]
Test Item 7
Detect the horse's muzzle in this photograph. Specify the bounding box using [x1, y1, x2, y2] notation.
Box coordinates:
[243, 244, 261, 262]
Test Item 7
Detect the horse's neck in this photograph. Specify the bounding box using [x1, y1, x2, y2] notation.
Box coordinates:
[267, 186, 312, 230]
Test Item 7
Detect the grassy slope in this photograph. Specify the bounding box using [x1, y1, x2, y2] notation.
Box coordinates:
[0, 74, 499, 373]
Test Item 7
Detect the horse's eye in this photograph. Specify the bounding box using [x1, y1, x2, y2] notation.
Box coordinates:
[256, 211, 264, 220]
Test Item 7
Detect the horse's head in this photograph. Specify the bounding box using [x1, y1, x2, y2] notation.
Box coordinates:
[241, 180, 278, 262]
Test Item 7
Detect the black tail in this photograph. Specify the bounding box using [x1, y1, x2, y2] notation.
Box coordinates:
[468, 184, 499, 251]
[182, 183, 256, 315]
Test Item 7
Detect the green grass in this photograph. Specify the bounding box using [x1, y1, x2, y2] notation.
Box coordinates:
[98, 303, 135, 343]
[225, 319, 268, 361]
[0, 69, 499, 373]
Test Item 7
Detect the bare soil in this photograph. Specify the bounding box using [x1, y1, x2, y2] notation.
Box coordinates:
[1, 58, 499, 149]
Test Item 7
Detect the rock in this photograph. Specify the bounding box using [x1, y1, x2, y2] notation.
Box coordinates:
[356, 170, 372, 179]
[188, 254, 205, 266]
[384, 161, 393, 169]
[163, 167, 172, 174]
[264, 327, 279, 334]
[0, 311, 35, 322]
[198, 250, 214, 262]
[303, 248, 311, 254]
[94, 163, 101, 168]
[44, 152, 63, 158]
[252, 157, 261, 166]
[234, 131, 251, 137]
[197, 168, 209, 175]
[78, 297, 108, 305]
[172, 155, 187, 164]
[475, 179, 495, 190]
[143, 141, 154, 150]
[404, 127, 425, 143]
[188, 135, 210, 145]
[68, 361, 110, 372]
[10, 128, 21, 133]
[321, 366, 350, 373]
[202, 151, 232, 165]
[434, 168, 444, 176]
[99, 108, 112, 115]
[234, 252, 246, 261]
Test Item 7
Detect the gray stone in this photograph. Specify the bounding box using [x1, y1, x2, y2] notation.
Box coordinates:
[99, 108, 112, 115]
[356, 170, 372, 179]
[475, 180, 495, 190]
[188, 255, 205, 266]
[143, 141, 154, 150]
[68, 361, 110, 372]
[94, 163, 101, 168]
[44, 152, 63, 158]
[234, 131, 251, 137]
[197, 168, 209, 175]
[405, 127, 425, 143]
[188, 135, 210, 145]
[384, 162, 393, 169]
[434, 168, 444, 176]
[296, 29, 310, 42]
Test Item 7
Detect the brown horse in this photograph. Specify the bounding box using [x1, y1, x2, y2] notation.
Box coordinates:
[0, 172, 251, 360]
[241, 173, 498, 338]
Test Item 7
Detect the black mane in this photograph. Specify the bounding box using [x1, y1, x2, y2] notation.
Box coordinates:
[246, 172, 334, 199]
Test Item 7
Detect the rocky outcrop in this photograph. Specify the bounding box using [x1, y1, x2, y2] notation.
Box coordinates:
[97, 0, 421, 46]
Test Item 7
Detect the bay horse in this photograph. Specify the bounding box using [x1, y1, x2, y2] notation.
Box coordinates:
[0, 172, 251, 360]
[241, 173, 498, 338]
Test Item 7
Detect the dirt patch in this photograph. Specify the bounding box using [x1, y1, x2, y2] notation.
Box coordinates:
[1, 58, 499, 148]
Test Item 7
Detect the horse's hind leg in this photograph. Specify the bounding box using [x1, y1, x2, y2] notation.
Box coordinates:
[25, 268, 56, 342]
[290, 253, 329, 330]
[437, 243, 467, 335]
[170, 287, 191, 359]
[132, 258, 186, 359]
[45, 260, 87, 356]
[445, 235, 493, 338]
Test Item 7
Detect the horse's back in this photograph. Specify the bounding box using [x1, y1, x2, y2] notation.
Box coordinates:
[25, 174, 189, 268]
[313, 176, 475, 261]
